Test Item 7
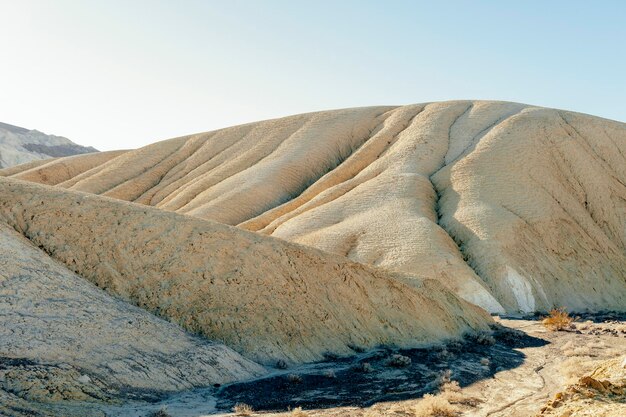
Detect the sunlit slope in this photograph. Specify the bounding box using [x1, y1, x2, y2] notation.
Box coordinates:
[0, 222, 264, 406]
[3, 100, 625, 313]
[0, 177, 491, 365]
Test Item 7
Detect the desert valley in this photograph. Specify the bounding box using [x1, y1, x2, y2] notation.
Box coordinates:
[0, 100, 624, 416]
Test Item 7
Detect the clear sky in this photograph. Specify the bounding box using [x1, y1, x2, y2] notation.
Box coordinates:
[1, 1, 624, 151]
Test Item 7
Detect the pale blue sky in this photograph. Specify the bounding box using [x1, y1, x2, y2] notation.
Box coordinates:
[1, 0, 624, 150]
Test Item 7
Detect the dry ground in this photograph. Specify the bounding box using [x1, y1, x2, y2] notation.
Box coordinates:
[213, 314, 625, 417]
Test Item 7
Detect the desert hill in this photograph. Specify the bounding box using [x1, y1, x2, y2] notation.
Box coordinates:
[0, 177, 491, 364]
[0, 222, 264, 407]
[4, 100, 624, 314]
[0, 121, 98, 168]
[0, 175, 494, 414]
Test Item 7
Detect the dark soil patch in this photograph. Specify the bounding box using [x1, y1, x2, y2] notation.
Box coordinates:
[215, 326, 548, 412]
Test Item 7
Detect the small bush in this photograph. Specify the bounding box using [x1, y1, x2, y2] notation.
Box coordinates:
[287, 373, 302, 383]
[435, 369, 452, 387]
[542, 308, 574, 331]
[233, 403, 253, 416]
[474, 331, 496, 345]
[323, 369, 336, 378]
[276, 359, 288, 369]
[435, 349, 451, 361]
[386, 354, 412, 367]
[289, 406, 308, 416]
[412, 393, 458, 417]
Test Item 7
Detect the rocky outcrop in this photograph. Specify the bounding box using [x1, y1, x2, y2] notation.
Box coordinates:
[5, 101, 624, 313]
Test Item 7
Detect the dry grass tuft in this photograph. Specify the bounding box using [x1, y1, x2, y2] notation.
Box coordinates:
[434, 369, 453, 387]
[542, 308, 574, 331]
[412, 394, 459, 417]
[440, 381, 483, 407]
[560, 357, 603, 384]
[289, 406, 308, 417]
[409, 378, 481, 416]
[233, 403, 254, 416]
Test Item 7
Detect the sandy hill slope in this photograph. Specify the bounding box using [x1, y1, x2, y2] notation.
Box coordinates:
[0, 121, 98, 168]
[0, 177, 491, 368]
[0, 222, 264, 409]
[5, 100, 624, 314]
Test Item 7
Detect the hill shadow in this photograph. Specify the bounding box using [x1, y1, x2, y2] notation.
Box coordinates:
[214, 325, 548, 412]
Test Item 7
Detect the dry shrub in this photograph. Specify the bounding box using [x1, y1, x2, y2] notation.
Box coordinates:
[386, 354, 412, 368]
[323, 369, 336, 378]
[287, 373, 302, 383]
[466, 331, 496, 345]
[436, 349, 451, 361]
[441, 381, 461, 393]
[560, 357, 603, 384]
[411, 379, 481, 416]
[412, 394, 458, 417]
[233, 403, 254, 416]
[440, 381, 482, 407]
[542, 308, 573, 331]
[289, 406, 308, 417]
[434, 369, 452, 387]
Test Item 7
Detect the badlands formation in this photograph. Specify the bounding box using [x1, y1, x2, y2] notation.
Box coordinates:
[4, 100, 625, 314]
[1, 100, 625, 416]
[0, 177, 490, 415]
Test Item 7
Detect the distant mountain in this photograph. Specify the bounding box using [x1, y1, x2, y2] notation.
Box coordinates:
[0, 121, 97, 168]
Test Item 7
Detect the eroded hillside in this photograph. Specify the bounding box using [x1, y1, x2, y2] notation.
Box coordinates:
[0, 177, 491, 367]
[4, 101, 624, 314]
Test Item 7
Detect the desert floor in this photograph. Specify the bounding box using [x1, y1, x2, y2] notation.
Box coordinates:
[94, 313, 625, 417]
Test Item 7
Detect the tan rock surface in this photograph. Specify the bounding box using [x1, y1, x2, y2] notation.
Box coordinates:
[535, 355, 626, 417]
[0, 222, 264, 414]
[0, 177, 492, 366]
[4, 149, 127, 185]
[5, 101, 623, 313]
